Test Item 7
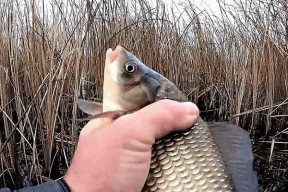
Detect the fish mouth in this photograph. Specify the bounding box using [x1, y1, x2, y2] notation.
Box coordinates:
[106, 46, 124, 63]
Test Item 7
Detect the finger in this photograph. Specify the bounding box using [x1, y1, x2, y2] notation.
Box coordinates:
[80, 118, 113, 137]
[117, 99, 199, 139]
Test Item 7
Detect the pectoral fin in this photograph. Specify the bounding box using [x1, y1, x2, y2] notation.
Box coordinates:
[77, 110, 127, 121]
[77, 99, 103, 115]
[77, 99, 128, 121]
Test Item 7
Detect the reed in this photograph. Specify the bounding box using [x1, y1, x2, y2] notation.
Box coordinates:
[0, 0, 287, 191]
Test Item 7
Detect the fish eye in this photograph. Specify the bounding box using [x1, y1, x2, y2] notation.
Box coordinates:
[124, 63, 137, 73]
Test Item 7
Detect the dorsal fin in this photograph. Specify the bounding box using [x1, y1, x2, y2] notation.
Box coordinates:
[208, 122, 259, 192]
[77, 99, 103, 115]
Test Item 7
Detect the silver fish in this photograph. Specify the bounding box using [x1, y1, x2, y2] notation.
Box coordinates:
[78, 46, 258, 192]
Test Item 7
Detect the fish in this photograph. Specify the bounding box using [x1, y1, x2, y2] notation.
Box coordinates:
[77, 45, 258, 192]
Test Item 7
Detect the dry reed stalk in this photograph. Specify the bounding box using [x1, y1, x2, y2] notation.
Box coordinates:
[0, 0, 287, 191]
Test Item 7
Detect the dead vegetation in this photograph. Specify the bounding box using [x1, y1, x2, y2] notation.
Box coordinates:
[0, 0, 287, 191]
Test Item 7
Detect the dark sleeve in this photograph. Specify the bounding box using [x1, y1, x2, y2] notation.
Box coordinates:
[0, 179, 70, 192]
[0, 188, 11, 192]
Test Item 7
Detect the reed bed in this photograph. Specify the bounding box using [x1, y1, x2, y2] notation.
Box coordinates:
[0, 0, 287, 191]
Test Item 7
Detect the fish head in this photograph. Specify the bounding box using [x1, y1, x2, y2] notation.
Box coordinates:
[103, 45, 187, 112]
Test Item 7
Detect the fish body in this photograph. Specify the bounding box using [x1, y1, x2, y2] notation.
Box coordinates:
[78, 46, 258, 192]
[143, 119, 232, 192]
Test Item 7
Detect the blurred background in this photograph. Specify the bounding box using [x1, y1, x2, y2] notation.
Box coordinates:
[0, 0, 287, 191]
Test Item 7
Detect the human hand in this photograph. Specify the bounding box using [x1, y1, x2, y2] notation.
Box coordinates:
[64, 100, 199, 192]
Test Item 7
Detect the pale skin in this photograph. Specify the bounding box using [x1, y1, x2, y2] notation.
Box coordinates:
[64, 100, 199, 192]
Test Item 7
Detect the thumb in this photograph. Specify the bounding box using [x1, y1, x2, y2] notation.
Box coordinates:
[80, 118, 113, 137]
[117, 99, 199, 139]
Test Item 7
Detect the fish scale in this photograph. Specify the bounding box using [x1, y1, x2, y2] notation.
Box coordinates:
[142, 119, 233, 192]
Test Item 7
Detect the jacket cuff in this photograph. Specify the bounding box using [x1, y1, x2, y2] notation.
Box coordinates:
[15, 179, 71, 192]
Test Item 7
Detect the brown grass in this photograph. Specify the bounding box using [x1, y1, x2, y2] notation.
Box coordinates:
[0, 0, 287, 191]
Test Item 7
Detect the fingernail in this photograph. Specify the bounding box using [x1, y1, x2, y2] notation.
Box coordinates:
[182, 102, 200, 119]
[183, 102, 198, 110]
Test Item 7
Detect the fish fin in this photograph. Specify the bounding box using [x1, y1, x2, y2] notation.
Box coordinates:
[77, 99, 103, 115]
[208, 122, 258, 192]
[77, 110, 127, 122]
